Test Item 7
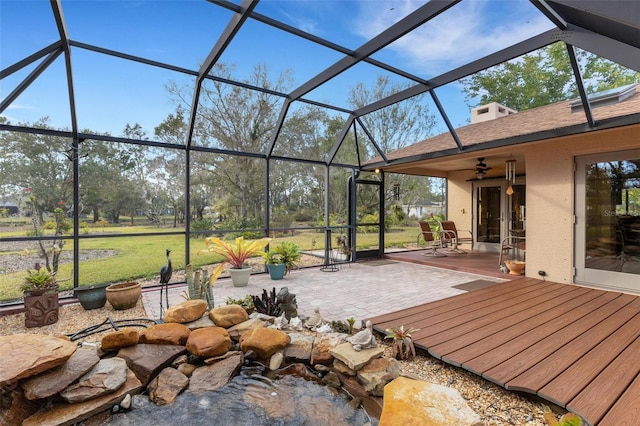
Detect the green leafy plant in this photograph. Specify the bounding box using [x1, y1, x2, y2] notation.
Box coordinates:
[21, 263, 57, 292]
[263, 241, 300, 274]
[347, 317, 356, 334]
[384, 325, 419, 360]
[543, 406, 583, 426]
[331, 320, 351, 334]
[225, 294, 254, 310]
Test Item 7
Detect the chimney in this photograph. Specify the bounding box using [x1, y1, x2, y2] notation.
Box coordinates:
[471, 102, 517, 124]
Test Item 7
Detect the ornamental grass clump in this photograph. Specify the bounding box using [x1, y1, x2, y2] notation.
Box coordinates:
[384, 325, 419, 360]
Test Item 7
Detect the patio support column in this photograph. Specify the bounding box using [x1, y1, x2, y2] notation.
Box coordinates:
[324, 165, 331, 266]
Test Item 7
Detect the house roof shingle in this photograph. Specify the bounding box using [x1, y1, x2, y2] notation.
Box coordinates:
[374, 86, 640, 166]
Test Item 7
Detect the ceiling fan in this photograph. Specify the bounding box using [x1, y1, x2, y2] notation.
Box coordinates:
[474, 158, 492, 179]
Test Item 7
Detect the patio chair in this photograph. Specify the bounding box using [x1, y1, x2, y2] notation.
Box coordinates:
[437, 219, 473, 254]
[417, 220, 446, 257]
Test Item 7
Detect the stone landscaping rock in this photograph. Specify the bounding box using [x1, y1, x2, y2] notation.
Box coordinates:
[22, 368, 142, 426]
[0, 384, 41, 426]
[239, 327, 290, 359]
[310, 332, 348, 365]
[163, 299, 208, 324]
[60, 357, 128, 403]
[269, 350, 284, 370]
[356, 357, 400, 396]
[332, 358, 356, 376]
[147, 367, 189, 405]
[0, 334, 77, 387]
[209, 304, 249, 328]
[185, 326, 231, 357]
[329, 342, 384, 371]
[379, 376, 482, 426]
[177, 363, 196, 377]
[143, 323, 191, 345]
[187, 351, 242, 394]
[226, 317, 265, 340]
[183, 315, 215, 330]
[22, 346, 100, 400]
[284, 333, 314, 363]
[117, 344, 187, 386]
[101, 329, 139, 351]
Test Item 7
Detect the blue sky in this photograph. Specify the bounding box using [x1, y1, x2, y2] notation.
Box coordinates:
[1, 0, 553, 137]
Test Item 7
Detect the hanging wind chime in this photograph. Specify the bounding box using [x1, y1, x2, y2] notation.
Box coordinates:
[505, 159, 516, 195]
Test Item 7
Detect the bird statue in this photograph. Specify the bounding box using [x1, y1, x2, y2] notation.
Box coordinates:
[159, 248, 172, 319]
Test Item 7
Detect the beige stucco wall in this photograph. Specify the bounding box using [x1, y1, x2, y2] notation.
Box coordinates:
[447, 124, 640, 283]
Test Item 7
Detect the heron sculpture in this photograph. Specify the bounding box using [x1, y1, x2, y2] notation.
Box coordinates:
[159, 248, 172, 319]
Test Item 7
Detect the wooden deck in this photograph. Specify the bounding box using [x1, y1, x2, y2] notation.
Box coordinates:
[369, 278, 640, 426]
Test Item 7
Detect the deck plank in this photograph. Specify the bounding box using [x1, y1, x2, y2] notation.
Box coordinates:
[463, 291, 619, 379]
[506, 295, 640, 393]
[599, 372, 640, 426]
[485, 293, 632, 387]
[538, 311, 640, 407]
[438, 288, 603, 372]
[406, 282, 566, 342]
[369, 279, 543, 330]
[428, 285, 584, 360]
[369, 279, 640, 425]
[567, 335, 640, 424]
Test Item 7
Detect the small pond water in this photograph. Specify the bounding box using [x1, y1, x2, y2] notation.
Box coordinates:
[104, 365, 375, 426]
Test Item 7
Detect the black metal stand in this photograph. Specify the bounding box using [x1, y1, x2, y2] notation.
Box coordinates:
[321, 228, 339, 272]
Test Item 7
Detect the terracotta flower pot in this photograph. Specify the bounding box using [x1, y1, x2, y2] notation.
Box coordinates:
[106, 282, 141, 310]
[505, 260, 526, 276]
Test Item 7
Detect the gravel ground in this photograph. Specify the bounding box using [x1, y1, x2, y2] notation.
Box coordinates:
[0, 299, 551, 425]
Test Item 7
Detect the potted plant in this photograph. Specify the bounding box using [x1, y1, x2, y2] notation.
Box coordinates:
[203, 236, 271, 287]
[21, 263, 59, 328]
[263, 241, 300, 280]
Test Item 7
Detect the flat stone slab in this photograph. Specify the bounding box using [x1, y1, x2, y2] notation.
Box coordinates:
[117, 344, 187, 386]
[329, 342, 384, 371]
[0, 334, 77, 387]
[23, 368, 142, 426]
[60, 357, 128, 403]
[187, 351, 242, 394]
[22, 346, 100, 400]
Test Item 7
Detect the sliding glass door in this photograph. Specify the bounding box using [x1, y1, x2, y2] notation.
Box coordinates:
[575, 150, 640, 292]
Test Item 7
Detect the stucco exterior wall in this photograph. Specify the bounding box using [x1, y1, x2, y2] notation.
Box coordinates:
[446, 171, 474, 250]
[447, 124, 640, 284]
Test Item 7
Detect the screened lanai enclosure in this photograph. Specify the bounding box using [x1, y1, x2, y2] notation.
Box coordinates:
[1, 0, 639, 304]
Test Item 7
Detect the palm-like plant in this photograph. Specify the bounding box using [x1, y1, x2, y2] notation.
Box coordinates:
[203, 236, 272, 284]
[384, 325, 419, 360]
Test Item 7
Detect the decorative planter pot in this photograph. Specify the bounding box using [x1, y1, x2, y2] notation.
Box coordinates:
[23, 286, 59, 328]
[74, 283, 109, 310]
[505, 260, 526, 276]
[267, 263, 286, 280]
[106, 282, 141, 310]
[229, 267, 252, 287]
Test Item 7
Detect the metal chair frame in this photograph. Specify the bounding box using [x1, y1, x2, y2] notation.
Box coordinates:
[437, 219, 474, 254]
[417, 221, 447, 257]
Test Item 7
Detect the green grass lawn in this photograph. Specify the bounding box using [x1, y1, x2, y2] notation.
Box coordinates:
[0, 224, 419, 302]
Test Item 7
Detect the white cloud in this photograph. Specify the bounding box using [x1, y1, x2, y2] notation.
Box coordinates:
[353, 0, 554, 75]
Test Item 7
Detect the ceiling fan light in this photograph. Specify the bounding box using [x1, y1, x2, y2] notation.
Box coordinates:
[476, 171, 484, 180]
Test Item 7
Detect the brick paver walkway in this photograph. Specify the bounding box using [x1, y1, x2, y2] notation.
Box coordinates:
[142, 260, 506, 324]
